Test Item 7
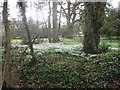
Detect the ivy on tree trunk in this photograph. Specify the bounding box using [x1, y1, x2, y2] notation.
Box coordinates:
[2, 1, 11, 87]
[83, 2, 106, 54]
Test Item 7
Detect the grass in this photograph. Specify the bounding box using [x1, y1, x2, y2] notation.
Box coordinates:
[11, 36, 119, 49]
[11, 39, 22, 44]
[61, 36, 119, 48]
[60, 37, 83, 45]
[100, 36, 120, 40]
[100, 36, 119, 48]
[100, 39, 119, 48]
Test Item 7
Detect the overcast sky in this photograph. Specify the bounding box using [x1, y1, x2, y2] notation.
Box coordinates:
[0, 0, 119, 22]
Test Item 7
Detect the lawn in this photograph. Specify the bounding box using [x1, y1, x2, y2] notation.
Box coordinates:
[100, 39, 119, 48]
[61, 37, 119, 49]
[11, 39, 22, 44]
[11, 36, 119, 50]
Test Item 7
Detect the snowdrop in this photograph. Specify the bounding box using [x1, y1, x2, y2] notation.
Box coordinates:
[13, 42, 82, 52]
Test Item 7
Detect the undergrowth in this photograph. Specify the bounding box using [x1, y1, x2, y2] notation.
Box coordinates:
[10, 47, 120, 88]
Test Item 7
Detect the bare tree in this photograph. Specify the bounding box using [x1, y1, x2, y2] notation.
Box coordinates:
[17, 1, 37, 61]
[52, 2, 59, 42]
[58, 2, 62, 33]
[66, 2, 71, 38]
[48, 1, 52, 43]
[58, 2, 81, 38]
[34, 2, 52, 42]
[2, 0, 11, 87]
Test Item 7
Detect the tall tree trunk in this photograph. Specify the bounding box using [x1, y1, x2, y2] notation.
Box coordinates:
[2, 1, 11, 87]
[66, 2, 73, 38]
[52, 2, 59, 42]
[83, 2, 106, 54]
[58, 2, 62, 34]
[17, 2, 37, 61]
[118, 2, 120, 37]
[48, 1, 52, 43]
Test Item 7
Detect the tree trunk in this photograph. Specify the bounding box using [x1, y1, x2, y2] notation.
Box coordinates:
[2, 1, 11, 87]
[17, 2, 37, 61]
[118, 3, 120, 36]
[58, 3, 62, 34]
[52, 2, 59, 42]
[48, 1, 52, 43]
[66, 2, 74, 38]
[83, 2, 106, 54]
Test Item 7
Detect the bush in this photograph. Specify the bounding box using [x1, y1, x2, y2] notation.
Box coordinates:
[99, 41, 111, 52]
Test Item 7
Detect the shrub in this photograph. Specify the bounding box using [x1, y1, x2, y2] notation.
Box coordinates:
[99, 41, 111, 53]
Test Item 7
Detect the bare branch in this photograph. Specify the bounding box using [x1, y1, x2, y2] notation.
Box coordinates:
[58, 2, 67, 17]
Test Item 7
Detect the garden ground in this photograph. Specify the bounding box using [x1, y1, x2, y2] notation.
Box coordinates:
[9, 44, 120, 88]
[1, 37, 120, 88]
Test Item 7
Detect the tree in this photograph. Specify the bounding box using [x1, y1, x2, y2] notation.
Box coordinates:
[52, 2, 59, 42]
[58, 2, 81, 38]
[48, 1, 52, 43]
[118, 2, 120, 36]
[101, 7, 118, 37]
[66, 2, 71, 38]
[17, 1, 37, 61]
[83, 2, 106, 54]
[58, 2, 62, 34]
[2, 0, 11, 87]
[34, 1, 52, 42]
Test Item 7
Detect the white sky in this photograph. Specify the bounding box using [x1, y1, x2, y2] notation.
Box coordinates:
[0, 0, 119, 22]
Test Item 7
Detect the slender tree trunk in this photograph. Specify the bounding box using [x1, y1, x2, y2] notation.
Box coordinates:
[66, 2, 73, 38]
[118, 3, 120, 37]
[48, 1, 52, 43]
[58, 3, 62, 34]
[52, 2, 59, 42]
[83, 2, 106, 54]
[66, 2, 71, 33]
[2, 1, 11, 87]
[17, 2, 37, 61]
[23, 16, 36, 60]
